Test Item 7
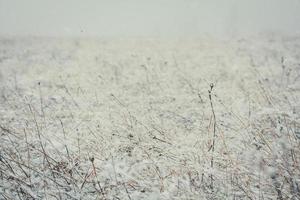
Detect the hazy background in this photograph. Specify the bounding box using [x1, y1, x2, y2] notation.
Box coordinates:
[1, 0, 300, 38]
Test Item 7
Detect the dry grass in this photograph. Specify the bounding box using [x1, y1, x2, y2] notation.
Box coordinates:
[0, 35, 300, 199]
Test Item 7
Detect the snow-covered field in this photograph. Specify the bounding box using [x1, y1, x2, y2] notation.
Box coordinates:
[0, 35, 300, 199]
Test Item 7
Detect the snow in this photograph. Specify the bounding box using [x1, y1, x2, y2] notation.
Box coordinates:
[0, 35, 300, 199]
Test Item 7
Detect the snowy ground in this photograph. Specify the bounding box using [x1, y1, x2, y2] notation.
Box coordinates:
[0, 35, 300, 199]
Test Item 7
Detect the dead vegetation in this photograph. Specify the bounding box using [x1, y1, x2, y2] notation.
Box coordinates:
[0, 36, 300, 199]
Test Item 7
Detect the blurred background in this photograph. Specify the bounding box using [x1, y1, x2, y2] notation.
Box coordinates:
[1, 0, 300, 38]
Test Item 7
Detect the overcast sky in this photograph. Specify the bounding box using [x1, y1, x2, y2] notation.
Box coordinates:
[1, 0, 300, 37]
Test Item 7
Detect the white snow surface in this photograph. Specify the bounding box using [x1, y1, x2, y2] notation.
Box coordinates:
[0, 35, 300, 199]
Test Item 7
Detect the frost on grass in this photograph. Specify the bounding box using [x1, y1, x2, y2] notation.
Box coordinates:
[0, 36, 300, 199]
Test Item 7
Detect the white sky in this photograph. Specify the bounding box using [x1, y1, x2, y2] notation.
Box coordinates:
[1, 0, 300, 37]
